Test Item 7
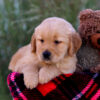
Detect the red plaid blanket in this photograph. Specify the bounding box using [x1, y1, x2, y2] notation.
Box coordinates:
[7, 71, 100, 100]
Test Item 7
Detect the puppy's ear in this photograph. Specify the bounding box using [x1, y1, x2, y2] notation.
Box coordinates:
[68, 32, 82, 56]
[31, 33, 36, 53]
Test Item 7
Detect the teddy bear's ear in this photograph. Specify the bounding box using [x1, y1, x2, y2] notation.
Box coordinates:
[95, 10, 100, 15]
[95, 10, 100, 19]
[78, 9, 93, 21]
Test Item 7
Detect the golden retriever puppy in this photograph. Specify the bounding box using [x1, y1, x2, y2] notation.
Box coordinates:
[9, 17, 82, 89]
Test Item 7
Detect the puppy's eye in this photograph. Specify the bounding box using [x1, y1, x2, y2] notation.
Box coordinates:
[40, 39, 44, 43]
[54, 40, 61, 44]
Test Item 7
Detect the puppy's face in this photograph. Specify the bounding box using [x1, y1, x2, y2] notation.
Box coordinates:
[31, 17, 82, 64]
[36, 29, 69, 64]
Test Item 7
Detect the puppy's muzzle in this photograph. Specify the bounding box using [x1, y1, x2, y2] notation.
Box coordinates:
[42, 50, 51, 60]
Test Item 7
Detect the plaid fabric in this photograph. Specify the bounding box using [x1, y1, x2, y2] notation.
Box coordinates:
[7, 71, 100, 100]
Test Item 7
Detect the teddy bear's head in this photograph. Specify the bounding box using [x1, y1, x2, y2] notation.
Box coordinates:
[78, 9, 100, 49]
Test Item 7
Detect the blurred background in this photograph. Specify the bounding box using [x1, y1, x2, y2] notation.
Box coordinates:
[0, 0, 100, 100]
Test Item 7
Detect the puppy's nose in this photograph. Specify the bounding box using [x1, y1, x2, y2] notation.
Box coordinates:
[43, 50, 51, 60]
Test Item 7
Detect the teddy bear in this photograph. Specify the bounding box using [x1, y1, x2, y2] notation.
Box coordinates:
[77, 9, 100, 72]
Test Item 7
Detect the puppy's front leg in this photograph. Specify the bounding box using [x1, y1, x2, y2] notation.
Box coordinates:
[21, 65, 39, 89]
[39, 66, 61, 84]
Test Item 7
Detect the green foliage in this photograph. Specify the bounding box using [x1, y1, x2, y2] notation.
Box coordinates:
[0, 0, 100, 99]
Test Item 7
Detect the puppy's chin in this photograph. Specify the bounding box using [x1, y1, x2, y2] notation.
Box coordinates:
[37, 56, 51, 64]
[43, 60, 53, 65]
[37, 54, 65, 65]
[40, 57, 63, 65]
[40, 58, 54, 64]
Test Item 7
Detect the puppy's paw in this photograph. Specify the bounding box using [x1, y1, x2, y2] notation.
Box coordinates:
[39, 67, 61, 84]
[24, 73, 38, 89]
[39, 74, 50, 84]
[39, 69, 51, 84]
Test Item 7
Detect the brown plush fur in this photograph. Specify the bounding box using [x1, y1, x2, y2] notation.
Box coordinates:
[77, 9, 100, 72]
[78, 9, 100, 40]
[9, 17, 82, 89]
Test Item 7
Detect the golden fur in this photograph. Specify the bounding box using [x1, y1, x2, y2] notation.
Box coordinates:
[9, 17, 82, 89]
